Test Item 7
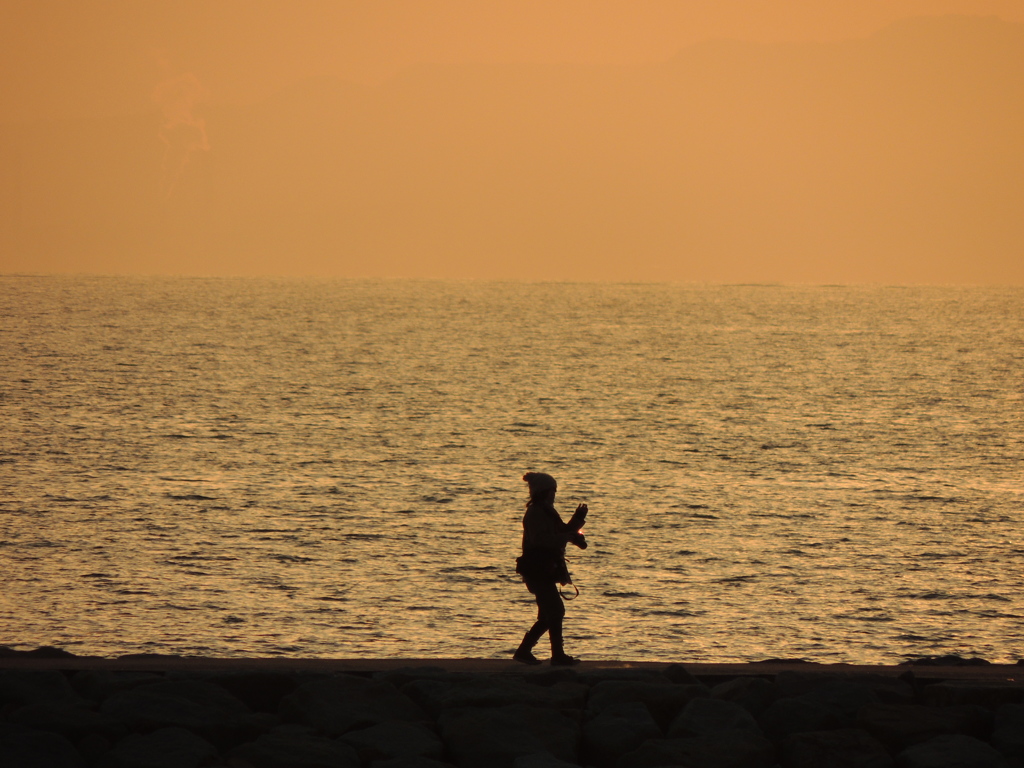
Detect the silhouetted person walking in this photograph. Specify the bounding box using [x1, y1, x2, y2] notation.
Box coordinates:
[513, 472, 588, 666]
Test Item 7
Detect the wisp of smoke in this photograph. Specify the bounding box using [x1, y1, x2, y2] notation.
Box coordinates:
[152, 72, 210, 200]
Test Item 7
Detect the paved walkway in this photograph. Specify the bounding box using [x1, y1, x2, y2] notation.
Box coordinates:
[2, 655, 1021, 682]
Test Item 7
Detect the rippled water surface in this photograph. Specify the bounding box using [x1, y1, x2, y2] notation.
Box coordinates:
[2, 277, 1023, 663]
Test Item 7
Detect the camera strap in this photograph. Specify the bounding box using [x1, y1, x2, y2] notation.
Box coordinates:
[560, 558, 580, 600]
[560, 583, 580, 600]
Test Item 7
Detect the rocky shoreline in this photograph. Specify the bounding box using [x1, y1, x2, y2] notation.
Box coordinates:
[2, 649, 1024, 768]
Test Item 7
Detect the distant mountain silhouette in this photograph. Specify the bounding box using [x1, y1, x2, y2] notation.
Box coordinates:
[2, 15, 1022, 282]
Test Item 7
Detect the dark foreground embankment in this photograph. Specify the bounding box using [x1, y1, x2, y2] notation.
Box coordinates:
[2, 649, 1024, 768]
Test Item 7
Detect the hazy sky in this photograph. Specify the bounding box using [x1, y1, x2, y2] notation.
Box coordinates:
[2, 1, 1023, 283]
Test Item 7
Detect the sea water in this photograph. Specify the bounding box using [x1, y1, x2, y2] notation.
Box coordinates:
[1, 276, 1022, 663]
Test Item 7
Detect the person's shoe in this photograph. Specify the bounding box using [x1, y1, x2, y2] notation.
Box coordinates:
[513, 648, 543, 665]
[513, 632, 544, 665]
[550, 653, 581, 666]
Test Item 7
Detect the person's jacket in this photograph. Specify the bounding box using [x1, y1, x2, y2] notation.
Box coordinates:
[518, 502, 586, 585]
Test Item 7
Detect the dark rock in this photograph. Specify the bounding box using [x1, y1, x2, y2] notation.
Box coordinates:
[8, 664, 1024, 768]
[438, 703, 580, 768]
[617, 730, 775, 768]
[513, 668, 582, 687]
[861, 675, 917, 706]
[582, 701, 662, 768]
[921, 683, 1024, 709]
[586, 680, 709, 731]
[402, 676, 586, 718]
[803, 681, 881, 722]
[513, 753, 582, 768]
[100, 678, 275, 747]
[280, 674, 428, 736]
[0, 645, 79, 659]
[71, 670, 165, 702]
[0, 669, 83, 707]
[24, 646, 79, 659]
[230, 726, 361, 768]
[712, 676, 777, 716]
[668, 696, 763, 738]
[663, 664, 702, 686]
[341, 720, 444, 762]
[782, 727, 894, 768]
[775, 671, 846, 699]
[100, 726, 219, 768]
[772, 672, 892, 713]
[208, 671, 300, 713]
[372, 757, 455, 768]
[858, 703, 993, 752]
[7, 700, 127, 741]
[902, 656, 992, 667]
[895, 734, 1007, 768]
[585, 678, 668, 707]
[991, 703, 1024, 762]
[117, 654, 184, 661]
[78, 732, 114, 765]
[576, 669, 671, 686]
[0, 722, 85, 768]
[374, 667, 470, 690]
[759, 696, 844, 741]
[101, 677, 248, 719]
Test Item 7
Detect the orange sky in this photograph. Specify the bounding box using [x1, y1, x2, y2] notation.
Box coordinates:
[4, 1, 1023, 119]
[2, 1, 1023, 283]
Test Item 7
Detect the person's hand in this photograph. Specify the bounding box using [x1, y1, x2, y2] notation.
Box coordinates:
[571, 532, 588, 549]
[575, 503, 588, 520]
